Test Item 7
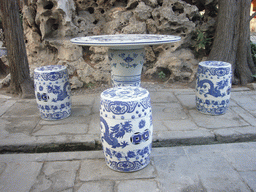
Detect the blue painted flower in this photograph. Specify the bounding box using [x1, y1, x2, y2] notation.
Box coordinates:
[124, 55, 134, 63]
[213, 101, 218, 106]
[47, 85, 53, 93]
[39, 86, 43, 91]
[105, 148, 112, 158]
[119, 53, 126, 58]
[139, 119, 146, 129]
[127, 151, 136, 158]
[114, 105, 122, 113]
[205, 100, 210, 105]
[132, 64, 138, 68]
[51, 105, 58, 110]
[121, 141, 129, 148]
[53, 85, 60, 94]
[143, 146, 149, 154]
[116, 152, 122, 159]
[45, 105, 50, 110]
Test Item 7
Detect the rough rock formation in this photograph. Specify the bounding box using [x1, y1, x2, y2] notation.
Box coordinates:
[21, 0, 214, 88]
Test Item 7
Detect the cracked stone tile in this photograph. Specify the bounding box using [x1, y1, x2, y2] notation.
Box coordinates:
[0, 162, 42, 192]
[33, 123, 88, 136]
[2, 100, 39, 117]
[152, 103, 188, 121]
[150, 91, 178, 103]
[3, 116, 40, 135]
[31, 161, 80, 192]
[76, 181, 115, 192]
[79, 159, 156, 181]
[189, 109, 249, 129]
[116, 179, 160, 192]
[163, 119, 198, 131]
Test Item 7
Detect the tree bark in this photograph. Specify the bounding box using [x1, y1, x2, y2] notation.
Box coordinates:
[208, 0, 256, 85]
[1, 0, 34, 98]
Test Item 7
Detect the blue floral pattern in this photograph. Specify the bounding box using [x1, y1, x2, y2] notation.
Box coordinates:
[196, 61, 232, 115]
[100, 86, 153, 172]
[103, 144, 152, 172]
[101, 87, 151, 120]
[34, 65, 71, 120]
[109, 49, 144, 87]
[139, 119, 146, 129]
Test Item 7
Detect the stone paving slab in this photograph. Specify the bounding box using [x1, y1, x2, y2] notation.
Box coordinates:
[0, 86, 256, 152]
[0, 142, 255, 192]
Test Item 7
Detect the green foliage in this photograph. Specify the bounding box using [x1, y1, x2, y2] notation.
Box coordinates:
[250, 42, 256, 67]
[158, 71, 166, 80]
[84, 82, 95, 89]
[193, 30, 212, 52]
[250, 42, 256, 79]
[20, 13, 23, 25]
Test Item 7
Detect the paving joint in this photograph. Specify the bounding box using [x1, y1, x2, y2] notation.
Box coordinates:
[0, 84, 256, 154]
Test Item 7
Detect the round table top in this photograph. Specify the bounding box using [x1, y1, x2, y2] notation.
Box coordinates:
[70, 34, 181, 49]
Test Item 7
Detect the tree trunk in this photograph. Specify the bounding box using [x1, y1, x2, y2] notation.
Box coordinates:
[208, 0, 256, 85]
[1, 0, 34, 98]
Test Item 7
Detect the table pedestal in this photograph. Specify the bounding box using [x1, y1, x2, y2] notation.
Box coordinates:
[109, 48, 144, 87]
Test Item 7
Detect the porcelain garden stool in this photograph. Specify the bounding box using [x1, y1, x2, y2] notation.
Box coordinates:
[34, 65, 71, 120]
[195, 61, 232, 115]
[100, 86, 153, 172]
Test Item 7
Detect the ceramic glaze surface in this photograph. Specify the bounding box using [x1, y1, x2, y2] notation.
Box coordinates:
[100, 86, 153, 172]
[70, 34, 181, 49]
[71, 34, 181, 87]
[195, 61, 232, 115]
[109, 49, 144, 87]
[34, 65, 71, 120]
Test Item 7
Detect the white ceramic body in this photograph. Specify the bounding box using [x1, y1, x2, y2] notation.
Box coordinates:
[195, 61, 232, 115]
[109, 48, 144, 87]
[100, 86, 153, 172]
[34, 65, 71, 120]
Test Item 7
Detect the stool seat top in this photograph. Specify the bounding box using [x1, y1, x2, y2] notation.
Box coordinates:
[199, 61, 231, 68]
[34, 65, 66, 73]
[101, 86, 149, 102]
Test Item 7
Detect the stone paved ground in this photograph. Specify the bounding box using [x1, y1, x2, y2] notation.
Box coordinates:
[0, 82, 256, 191]
[0, 142, 255, 191]
[0, 82, 256, 152]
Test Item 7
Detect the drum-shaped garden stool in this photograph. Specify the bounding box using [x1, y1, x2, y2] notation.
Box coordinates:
[195, 61, 232, 115]
[100, 86, 153, 172]
[34, 65, 71, 120]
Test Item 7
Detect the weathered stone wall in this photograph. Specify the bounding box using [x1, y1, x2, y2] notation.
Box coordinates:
[22, 0, 211, 88]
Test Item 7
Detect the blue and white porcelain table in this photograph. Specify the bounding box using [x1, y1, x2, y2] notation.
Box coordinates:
[71, 34, 180, 87]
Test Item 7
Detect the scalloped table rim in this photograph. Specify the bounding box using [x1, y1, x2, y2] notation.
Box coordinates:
[70, 34, 181, 49]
